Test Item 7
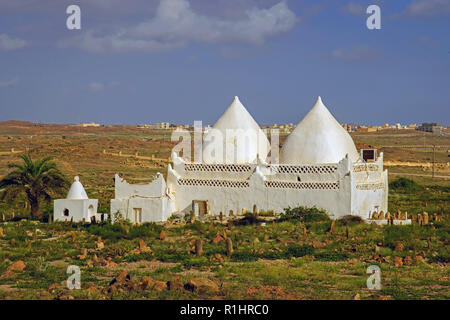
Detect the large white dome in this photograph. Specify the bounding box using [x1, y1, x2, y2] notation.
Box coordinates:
[66, 176, 89, 200]
[280, 97, 359, 164]
[202, 96, 270, 164]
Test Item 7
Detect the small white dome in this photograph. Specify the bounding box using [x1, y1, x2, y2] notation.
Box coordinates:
[280, 97, 359, 164]
[202, 96, 270, 164]
[66, 176, 89, 200]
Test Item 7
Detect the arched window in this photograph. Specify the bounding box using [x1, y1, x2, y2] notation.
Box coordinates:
[63, 208, 69, 217]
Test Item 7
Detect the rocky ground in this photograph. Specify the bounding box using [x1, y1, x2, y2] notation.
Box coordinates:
[0, 204, 448, 300]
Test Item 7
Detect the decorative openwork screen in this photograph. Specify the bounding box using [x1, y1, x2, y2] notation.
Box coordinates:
[270, 165, 338, 174]
[184, 163, 253, 173]
[264, 181, 339, 190]
[178, 178, 249, 188]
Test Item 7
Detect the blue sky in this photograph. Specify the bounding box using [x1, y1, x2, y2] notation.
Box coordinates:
[0, 0, 449, 126]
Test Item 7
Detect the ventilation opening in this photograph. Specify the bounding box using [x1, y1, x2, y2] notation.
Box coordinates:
[297, 176, 301, 182]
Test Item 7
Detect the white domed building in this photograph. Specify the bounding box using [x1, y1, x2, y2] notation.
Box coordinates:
[111, 96, 388, 222]
[54, 176, 104, 222]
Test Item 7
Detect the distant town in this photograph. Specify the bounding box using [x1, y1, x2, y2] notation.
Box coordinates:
[76, 121, 447, 136]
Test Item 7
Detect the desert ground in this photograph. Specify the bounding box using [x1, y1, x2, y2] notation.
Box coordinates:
[0, 121, 448, 300]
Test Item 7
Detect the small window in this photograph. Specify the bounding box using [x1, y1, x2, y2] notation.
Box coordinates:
[297, 176, 301, 182]
[63, 208, 69, 217]
[361, 149, 377, 162]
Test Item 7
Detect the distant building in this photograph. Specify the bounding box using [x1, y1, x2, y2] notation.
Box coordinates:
[155, 122, 170, 130]
[342, 124, 352, 132]
[417, 123, 443, 134]
[78, 122, 101, 127]
[137, 124, 153, 129]
[357, 126, 377, 133]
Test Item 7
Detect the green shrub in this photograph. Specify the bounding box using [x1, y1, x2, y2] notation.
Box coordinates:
[84, 222, 162, 241]
[428, 248, 449, 263]
[383, 225, 434, 251]
[278, 206, 330, 223]
[124, 252, 154, 262]
[314, 252, 349, 261]
[389, 177, 420, 192]
[234, 213, 264, 226]
[338, 215, 364, 226]
[284, 244, 314, 258]
[232, 250, 259, 262]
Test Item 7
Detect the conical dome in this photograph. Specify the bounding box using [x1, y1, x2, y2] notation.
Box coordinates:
[280, 97, 359, 164]
[66, 176, 89, 200]
[202, 96, 270, 164]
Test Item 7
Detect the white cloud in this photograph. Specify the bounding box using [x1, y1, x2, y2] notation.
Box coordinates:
[332, 45, 381, 62]
[60, 0, 297, 53]
[0, 77, 19, 88]
[403, 0, 450, 17]
[89, 82, 105, 92]
[0, 34, 27, 51]
[89, 81, 120, 92]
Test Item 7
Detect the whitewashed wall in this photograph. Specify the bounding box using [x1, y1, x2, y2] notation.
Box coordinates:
[54, 199, 98, 222]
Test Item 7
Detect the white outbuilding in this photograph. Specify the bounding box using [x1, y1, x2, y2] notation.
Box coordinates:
[54, 176, 102, 222]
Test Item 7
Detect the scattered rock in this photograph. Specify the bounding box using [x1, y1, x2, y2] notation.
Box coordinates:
[394, 256, 403, 266]
[105, 260, 117, 268]
[167, 280, 184, 291]
[312, 240, 325, 249]
[96, 237, 105, 250]
[140, 276, 167, 291]
[107, 270, 137, 294]
[394, 242, 404, 252]
[86, 285, 100, 295]
[195, 239, 203, 256]
[184, 278, 219, 294]
[403, 256, 412, 266]
[213, 233, 225, 244]
[226, 238, 233, 257]
[8, 260, 26, 272]
[48, 283, 61, 294]
[111, 270, 130, 285]
[353, 293, 361, 300]
[138, 240, 152, 253]
[77, 248, 87, 260]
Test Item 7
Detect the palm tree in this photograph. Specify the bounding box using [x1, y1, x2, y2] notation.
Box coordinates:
[0, 154, 69, 220]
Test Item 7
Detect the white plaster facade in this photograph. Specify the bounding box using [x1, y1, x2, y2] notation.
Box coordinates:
[111, 96, 388, 222]
[110, 173, 174, 223]
[54, 176, 103, 222]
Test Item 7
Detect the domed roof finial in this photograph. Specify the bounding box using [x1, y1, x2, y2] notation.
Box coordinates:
[66, 176, 89, 200]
